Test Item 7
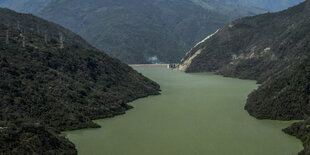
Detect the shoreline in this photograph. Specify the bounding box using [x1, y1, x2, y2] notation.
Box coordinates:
[64, 68, 302, 155]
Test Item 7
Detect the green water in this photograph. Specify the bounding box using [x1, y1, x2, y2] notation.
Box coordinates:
[65, 68, 302, 155]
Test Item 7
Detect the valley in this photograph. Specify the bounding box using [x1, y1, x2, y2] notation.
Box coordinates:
[0, 0, 309, 155]
[65, 68, 303, 155]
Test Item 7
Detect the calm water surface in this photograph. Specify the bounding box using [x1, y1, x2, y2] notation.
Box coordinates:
[65, 68, 302, 155]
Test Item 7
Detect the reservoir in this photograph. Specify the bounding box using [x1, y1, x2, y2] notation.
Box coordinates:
[65, 68, 302, 155]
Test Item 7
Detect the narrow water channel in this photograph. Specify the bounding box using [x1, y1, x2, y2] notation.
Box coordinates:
[65, 68, 302, 155]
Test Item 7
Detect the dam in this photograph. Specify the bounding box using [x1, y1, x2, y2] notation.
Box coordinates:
[129, 64, 178, 69]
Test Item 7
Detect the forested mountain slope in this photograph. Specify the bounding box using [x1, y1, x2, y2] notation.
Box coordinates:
[178, 1, 310, 154]
[284, 119, 310, 155]
[243, 43, 310, 155]
[0, 8, 93, 49]
[0, 0, 265, 63]
[180, 0, 310, 83]
[0, 8, 160, 154]
[0, 123, 77, 154]
[245, 57, 310, 121]
[0, 23, 160, 131]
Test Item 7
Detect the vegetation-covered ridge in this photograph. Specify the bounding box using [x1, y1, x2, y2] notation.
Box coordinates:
[0, 8, 93, 49]
[0, 0, 266, 64]
[0, 23, 160, 131]
[180, 0, 310, 83]
[179, 1, 310, 154]
[0, 8, 159, 154]
[244, 51, 310, 155]
[0, 122, 77, 155]
[283, 119, 310, 155]
[245, 57, 310, 121]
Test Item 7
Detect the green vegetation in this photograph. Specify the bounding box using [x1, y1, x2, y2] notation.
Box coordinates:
[0, 23, 160, 131]
[0, 123, 77, 155]
[182, 0, 310, 83]
[180, 1, 310, 154]
[245, 57, 310, 155]
[283, 119, 310, 155]
[0, 8, 93, 49]
[0, 8, 160, 154]
[245, 57, 310, 120]
[0, 0, 265, 63]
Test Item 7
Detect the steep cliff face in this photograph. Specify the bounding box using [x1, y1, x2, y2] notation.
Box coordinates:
[180, 0, 310, 83]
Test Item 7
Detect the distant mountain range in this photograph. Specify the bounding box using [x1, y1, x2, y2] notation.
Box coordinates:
[1, 0, 303, 63]
[0, 0, 267, 63]
[0, 8, 93, 49]
[231, 0, 305, 12]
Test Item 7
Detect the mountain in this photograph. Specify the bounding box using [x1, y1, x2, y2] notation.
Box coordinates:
[0, 8, 160, 154]
[0, 8, 92, 49]
[0, 0, 53, 13]
[179, 1, 310, 154]
[245, 57, 310, 121]
[0, 0, 265, 64]
[283, 119, 310, 155]
[245, 57, 310, 155]
[233, 0, 305, 12]
[179, 0, 310, 83]
[0, 123, 77, 155]
[0, 22, 160, 131]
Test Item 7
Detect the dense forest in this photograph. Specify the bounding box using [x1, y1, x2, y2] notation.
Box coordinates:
[180, 0, 310, 83]
[284, 119, 310, 155]
[0, 9, 160, 154]
[0, 0, 265, 63]
[244, 44, 310, 155]
[0, 0, 309, 154]
[245, 57, 310, 121]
